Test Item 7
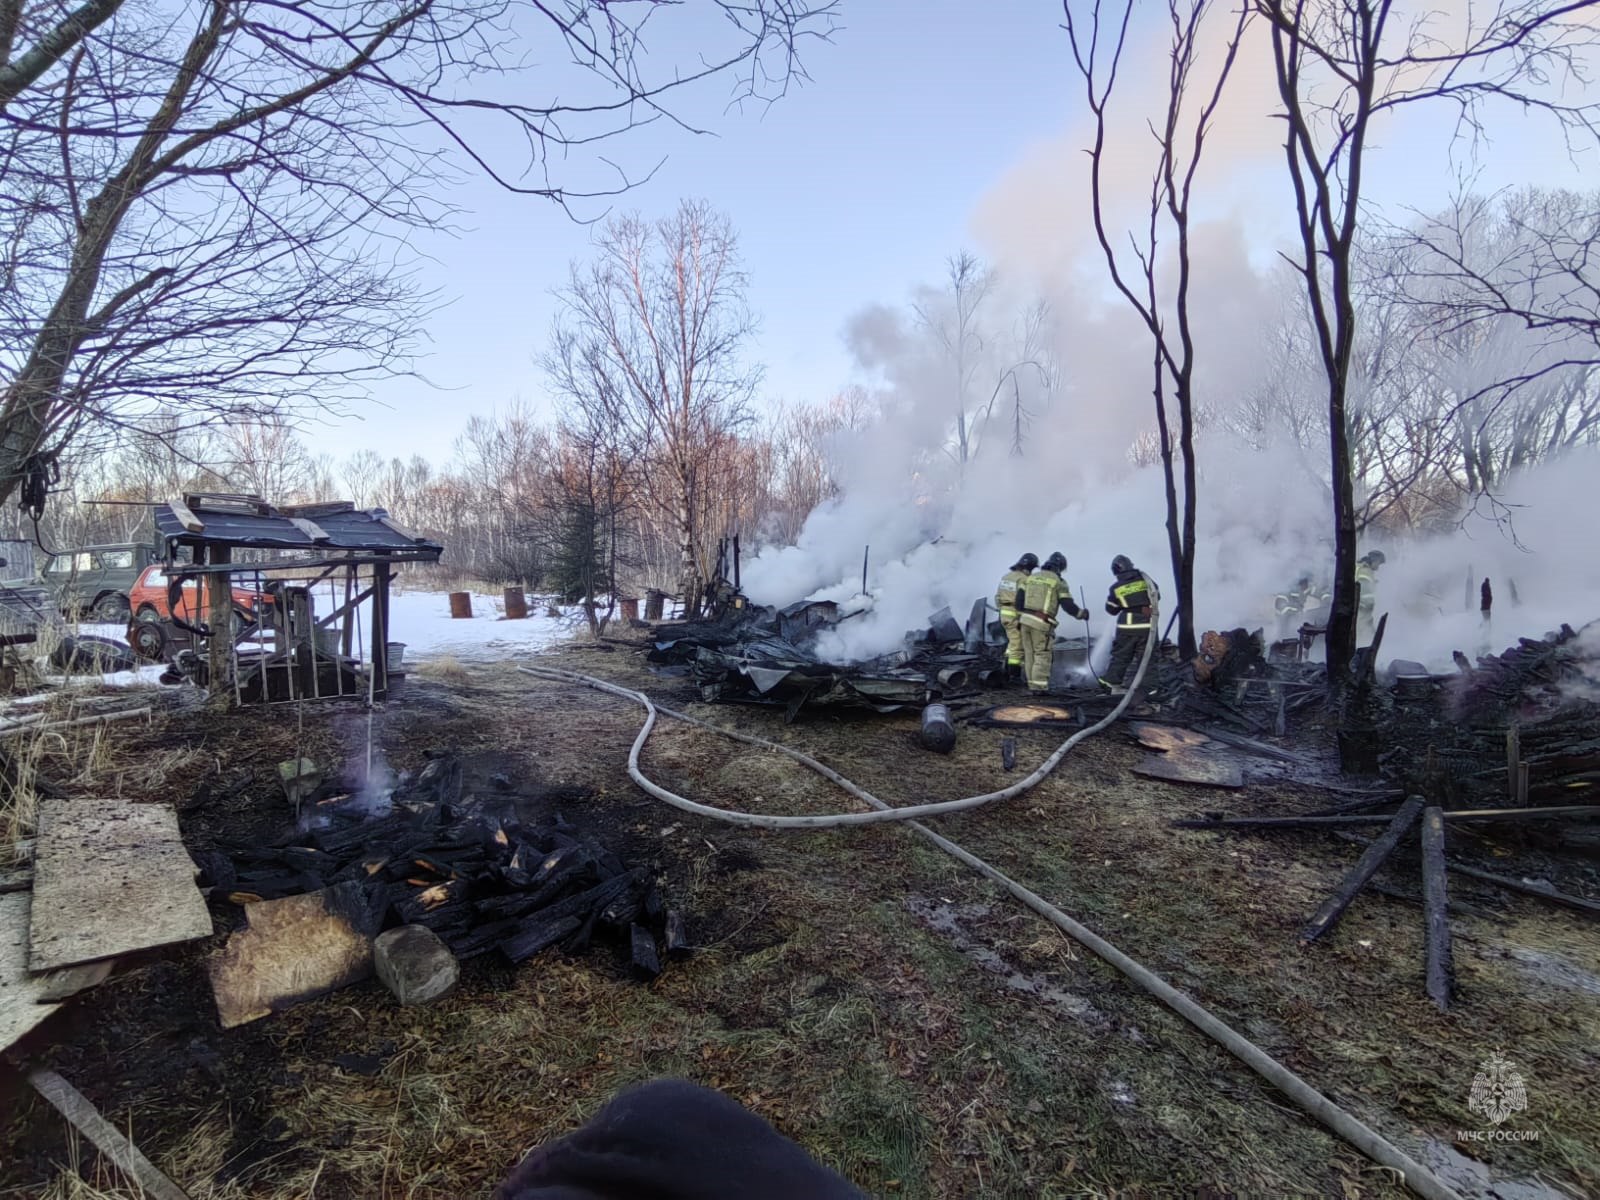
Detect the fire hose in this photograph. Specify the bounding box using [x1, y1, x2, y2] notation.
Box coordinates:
[516, 612, 1461, 1200]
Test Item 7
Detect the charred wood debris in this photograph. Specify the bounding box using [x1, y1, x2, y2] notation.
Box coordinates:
[650, 594, 1599, 1009]
[1177, 620, 1600, 1010]
[199, 755, 686, 981]
[646, 595, 1322, 734]
[647, 598, 996, 719]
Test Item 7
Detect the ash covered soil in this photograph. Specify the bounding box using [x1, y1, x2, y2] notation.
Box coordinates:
[2, 632, 1596, 1199]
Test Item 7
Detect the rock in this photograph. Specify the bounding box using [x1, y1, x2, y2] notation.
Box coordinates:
[374, 925, 459, 1006]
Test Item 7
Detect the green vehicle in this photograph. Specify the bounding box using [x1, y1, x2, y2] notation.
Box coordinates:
[43, 542, 161, 623]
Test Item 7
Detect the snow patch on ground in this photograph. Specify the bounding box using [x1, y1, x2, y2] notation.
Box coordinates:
[387, 589, 586, 665]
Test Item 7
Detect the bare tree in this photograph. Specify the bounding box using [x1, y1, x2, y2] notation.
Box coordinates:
[1257, 0, 1600, 688]
[0, 1, 836, 516]
[913, 252, 995, 465]
[219, 416, 314, 504]
[548, 199, 760, 617]
[1065, 0, 1250, 661]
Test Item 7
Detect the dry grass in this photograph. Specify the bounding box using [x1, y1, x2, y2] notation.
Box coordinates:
[20, 1117, 266, 1200]
[412, 656, 469, 684]
[0, 695, 165, 852]
[4, 641, 1595, 1198]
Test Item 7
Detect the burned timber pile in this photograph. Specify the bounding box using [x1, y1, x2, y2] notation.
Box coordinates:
[648, 597, 996, 717]
[1385, 622, 1600, 808]
[204, 754, 685, 978]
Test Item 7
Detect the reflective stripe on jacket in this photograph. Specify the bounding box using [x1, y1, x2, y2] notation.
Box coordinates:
[995, 569, 1029, 615]
[1021, 569, 1070, 624]
[1106, 571, 1156, 629]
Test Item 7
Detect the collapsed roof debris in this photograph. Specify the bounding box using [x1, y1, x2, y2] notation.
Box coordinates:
[647, 598, 999, 720]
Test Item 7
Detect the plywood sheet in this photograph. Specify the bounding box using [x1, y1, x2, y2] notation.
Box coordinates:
[208, 883, 378, 1029]
[0, 891, 61, 1051]
[28, 798, 211, 971]
[1132, 751, 1244, 789]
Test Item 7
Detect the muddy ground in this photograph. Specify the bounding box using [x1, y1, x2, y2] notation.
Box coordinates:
[1, 633, 1596, 1198]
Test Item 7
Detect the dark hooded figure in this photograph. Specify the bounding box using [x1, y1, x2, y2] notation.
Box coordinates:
[493, 1078, 865, 1200]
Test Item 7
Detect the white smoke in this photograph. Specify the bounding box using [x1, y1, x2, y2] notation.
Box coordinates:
[742, 2, 1600, 674]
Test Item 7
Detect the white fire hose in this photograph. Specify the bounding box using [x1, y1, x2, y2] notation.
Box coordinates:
[516, 607, 1461, 1200]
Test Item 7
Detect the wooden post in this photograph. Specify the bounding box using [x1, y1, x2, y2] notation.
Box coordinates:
[371, 562, 391, 698]
[206, 545, 232, 708]
[1506, 725, 1520, 804]
[645, 589, 664, 621]
[1299, 797, 1424, 944]
[1516, 762, 1531, 808]
[1420, 806, 1453, 1012]
[340, 566, 356, 659]
[503, 587, 528, 620]
[448, 591, 472, 619]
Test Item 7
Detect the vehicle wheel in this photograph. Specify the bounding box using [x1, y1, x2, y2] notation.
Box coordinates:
[135, 604, 162, 625]
[130, 621, 168, 661]
[90, 593, 130, 623]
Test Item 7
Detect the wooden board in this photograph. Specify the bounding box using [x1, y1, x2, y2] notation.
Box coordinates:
[1129, 722, 1210, 752]
[989, 704, 1074, 724]
[1133, 751, 1244, 789]
[0, 892, 62, 1051]
[28, 799, 211, 971]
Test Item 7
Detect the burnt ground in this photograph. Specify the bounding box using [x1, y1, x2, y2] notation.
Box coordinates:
[1, 634, 1597, 1199]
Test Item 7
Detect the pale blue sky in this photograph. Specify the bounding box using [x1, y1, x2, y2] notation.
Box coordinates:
[320, 1, 1594, 464]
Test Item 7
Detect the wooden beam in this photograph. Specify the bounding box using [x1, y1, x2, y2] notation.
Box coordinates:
[1299, 797, 1423, 944]
[1444, 861, 1600, 917]
[313, 584, 374, 631]
[166, 497, 204, 534]
[28, 1068, 191, 1200]
[288, 517, 330, 543]
[1420, 806, 1453, 1012]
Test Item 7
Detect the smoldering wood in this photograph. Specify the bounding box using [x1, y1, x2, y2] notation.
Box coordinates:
[665, 910, 689, 958]
[1298, 797, 1424, 944]
[215, 754, 686, 990]
[1420, 806, 1453, 1012]
[631, 924, 661, 980]
[500, 915, 580, 964]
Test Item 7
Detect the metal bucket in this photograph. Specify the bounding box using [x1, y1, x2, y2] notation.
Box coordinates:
[386, 641, 406, 668]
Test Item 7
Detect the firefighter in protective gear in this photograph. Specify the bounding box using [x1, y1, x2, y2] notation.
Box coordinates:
[1273, 575, 1328, 640]
[1102, 555, 1158, 691]
[994, 552, 1039, 682]
[1018, 551, 1083, 692]
[1355, 550, 1385, 639]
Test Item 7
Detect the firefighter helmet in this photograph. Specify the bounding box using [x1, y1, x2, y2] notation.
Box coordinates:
[1111, 554, 1134, 575]
[1044, 551, 1067, 574]
[1014, 552, 1039, 571]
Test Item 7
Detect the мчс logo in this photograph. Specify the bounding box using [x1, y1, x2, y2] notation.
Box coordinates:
[1464, 1051, 1533, 1139]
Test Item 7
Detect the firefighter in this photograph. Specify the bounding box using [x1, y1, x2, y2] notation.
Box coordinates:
[1018, 551, 1083, 692]
[1102, 555, 1159, 692]
[994, 552, 1038, 682]
[1356, 549, 1385, 640]
[1273, 575, 1327, 640]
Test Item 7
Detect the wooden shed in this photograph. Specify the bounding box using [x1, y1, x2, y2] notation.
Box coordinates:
[148, 494, 442, 705]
